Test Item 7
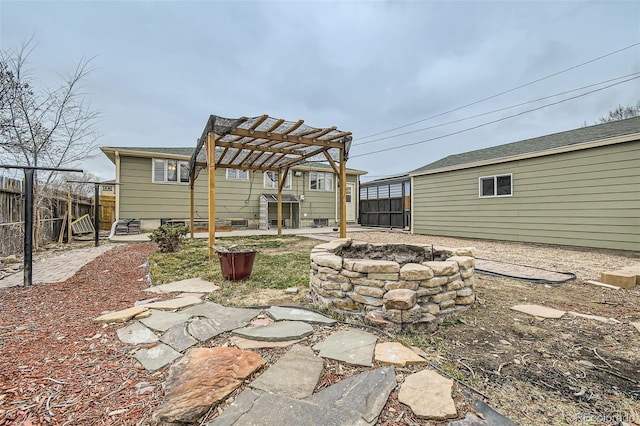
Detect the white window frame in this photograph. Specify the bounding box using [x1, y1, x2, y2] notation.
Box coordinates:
[263, 171, 291, 189]
[152, 158, 190, 184]
[309, 171, 334, 192]
[226, 169, 248, 181]
[479, 173, 513, 198]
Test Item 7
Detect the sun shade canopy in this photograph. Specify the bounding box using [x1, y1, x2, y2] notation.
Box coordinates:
[189, 114, 353, 179]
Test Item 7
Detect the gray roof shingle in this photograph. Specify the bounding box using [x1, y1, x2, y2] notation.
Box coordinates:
[411, 116, 640, 174]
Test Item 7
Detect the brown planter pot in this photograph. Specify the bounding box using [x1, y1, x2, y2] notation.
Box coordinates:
[217, 250, 257, 281]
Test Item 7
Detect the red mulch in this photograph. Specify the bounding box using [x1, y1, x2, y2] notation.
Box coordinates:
[0, 243, 165, 425]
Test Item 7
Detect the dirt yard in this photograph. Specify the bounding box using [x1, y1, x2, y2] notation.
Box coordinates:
[0, 232, 638, 425]
[354, 231, 640, 425]
[226, 230, 640, 425]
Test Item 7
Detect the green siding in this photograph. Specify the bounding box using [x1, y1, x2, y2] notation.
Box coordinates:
[412, 140, 640, 251]
[118, 156, 359, 224]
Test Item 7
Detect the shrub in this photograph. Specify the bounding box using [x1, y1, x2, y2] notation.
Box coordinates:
[149, 224, 188, 253]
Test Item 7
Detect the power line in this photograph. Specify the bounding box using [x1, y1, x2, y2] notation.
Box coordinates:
[354, 71, 640, 146]
[358, 42, 640, 141]
[350, 74, 640, 159]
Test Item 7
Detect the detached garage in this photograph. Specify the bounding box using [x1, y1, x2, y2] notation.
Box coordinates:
[410, 117, 640, 251]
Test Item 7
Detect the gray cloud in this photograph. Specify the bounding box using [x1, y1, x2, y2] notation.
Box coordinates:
[1, 0, 638, 181]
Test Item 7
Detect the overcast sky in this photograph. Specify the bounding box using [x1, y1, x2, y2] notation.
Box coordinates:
[1, 1, 639, 182]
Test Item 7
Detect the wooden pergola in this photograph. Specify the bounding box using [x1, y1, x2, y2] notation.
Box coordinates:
[188, 115, 353, 259]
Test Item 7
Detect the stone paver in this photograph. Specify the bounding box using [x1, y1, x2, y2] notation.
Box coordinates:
[116, 321, 159, 344]
[144, 295, 203, 311]
[266, 306, 336, 324]
[232, 321, 313, 342]
[312, 329, 377, 366]
[140, 310, 192, 332]
[134, 297, 161, 306]
[188, 317, 224, 342]
[94, 306, 149, 323]
[398, 369, 457, 420]
[208, 366, 396, 426]
[160, 323, 198, 352]
[567, 311, 620, 324]
[152, 347, 266, 424]
[250, 344, 323, 399]
[375, 342, 427, 367]
[230, 336, 304, 349]
[0, 244, 118, 288]
[181, 302, 258, 331]
[133, 343, 182, 371]
[144, 277, 220, 294]
[510, 304, 565, 319]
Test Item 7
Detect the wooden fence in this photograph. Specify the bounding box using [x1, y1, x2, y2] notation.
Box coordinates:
[0, 177, 95, 256]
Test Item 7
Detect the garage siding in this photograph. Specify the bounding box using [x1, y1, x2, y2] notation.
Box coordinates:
[412, 140, 640, 251]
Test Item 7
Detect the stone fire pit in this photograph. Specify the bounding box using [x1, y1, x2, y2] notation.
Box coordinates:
[309, 239, 476, 332]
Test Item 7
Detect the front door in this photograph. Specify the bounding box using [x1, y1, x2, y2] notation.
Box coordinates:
[346, 183, 356, 222]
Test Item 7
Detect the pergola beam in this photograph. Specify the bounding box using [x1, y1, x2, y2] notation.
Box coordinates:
[214, 140, 303, 157]
[232, 128, 345, 149]
[279, 146, 331, 170]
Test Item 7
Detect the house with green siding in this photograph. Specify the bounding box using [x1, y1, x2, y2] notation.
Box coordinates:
[410, 117, 640, 251]
[100, 146, 366, 231]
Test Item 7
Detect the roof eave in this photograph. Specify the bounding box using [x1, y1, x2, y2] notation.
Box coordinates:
[409, 133, 640, 177]
[100, 147, 192, 162]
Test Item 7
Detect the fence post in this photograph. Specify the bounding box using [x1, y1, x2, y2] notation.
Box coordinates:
[24, 169, 34, 286]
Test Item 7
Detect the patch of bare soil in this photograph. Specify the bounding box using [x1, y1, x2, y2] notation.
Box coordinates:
[347, 231, 640, 425]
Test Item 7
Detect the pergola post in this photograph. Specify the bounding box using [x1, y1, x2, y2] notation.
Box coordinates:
[339, 147, 347, 238]
[277, 167, 289, 236]
[207, 131, 216, 260]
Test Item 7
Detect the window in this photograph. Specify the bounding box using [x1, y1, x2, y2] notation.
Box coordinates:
[263, 171, 291, 189]
[309, 171, 334, 192]
[479, 174, 512, 197]
[226, 169, 248, 180]
[153, 159, 189, 184]
[102, 185, 113, 192]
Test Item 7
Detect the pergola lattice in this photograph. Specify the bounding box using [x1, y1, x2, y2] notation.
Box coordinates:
[188, 115, 353, 258]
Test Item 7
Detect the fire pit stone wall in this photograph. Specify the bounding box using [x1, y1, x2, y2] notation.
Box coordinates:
[309, 239, 476, 332]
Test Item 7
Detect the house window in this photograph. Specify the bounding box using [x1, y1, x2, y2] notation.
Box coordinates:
[226, 169, 248, 180]
[479, 174, 512, 198]
[309, 171, 334, 192]
[153, 159, 189, 184]
[264, 171, 291, 189]
[102, 185, 113, 192]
